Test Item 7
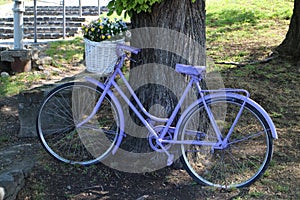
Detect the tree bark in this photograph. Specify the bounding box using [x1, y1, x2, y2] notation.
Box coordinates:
[275, 0, 300, 61]
[131, 0, 206, 66]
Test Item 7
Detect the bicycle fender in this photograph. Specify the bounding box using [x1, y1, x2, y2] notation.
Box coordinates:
[175, 92, 278, 140]
[85, 77, 125, 154]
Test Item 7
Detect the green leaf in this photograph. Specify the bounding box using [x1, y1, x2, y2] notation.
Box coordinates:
[107, 10, 114, 16]
[107, 0, 115, 8]
[116, 8, 123, 16]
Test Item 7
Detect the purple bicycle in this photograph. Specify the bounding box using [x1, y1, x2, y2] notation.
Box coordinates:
[37, 44, 278, 188]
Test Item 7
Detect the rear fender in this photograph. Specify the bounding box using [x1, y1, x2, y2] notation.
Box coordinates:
[174, 92, 278, 140]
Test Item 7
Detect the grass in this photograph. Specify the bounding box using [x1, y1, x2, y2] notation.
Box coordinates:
[0, 135, 9, 143]
[206, 0, 293, 25]
[45, 37, 84, 68]
[0, 37, 84, 96]
[206, 0, 293, 63]
[0, 73, 47, 96]
[30, 181, 46, 200]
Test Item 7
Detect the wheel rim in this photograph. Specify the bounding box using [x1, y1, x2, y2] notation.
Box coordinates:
[37, 83, 120, 165]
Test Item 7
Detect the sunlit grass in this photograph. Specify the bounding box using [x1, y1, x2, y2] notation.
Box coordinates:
[45, 37, 84, 68]
[0, 73, 47, 96]
[206, 0, 293, 64]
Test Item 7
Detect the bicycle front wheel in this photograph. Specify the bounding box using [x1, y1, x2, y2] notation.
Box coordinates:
[37, 82, 120, 166]
[180, 96, 274, 188]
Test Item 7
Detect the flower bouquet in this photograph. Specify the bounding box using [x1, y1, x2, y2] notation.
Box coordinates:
[82, 17, 127, 74]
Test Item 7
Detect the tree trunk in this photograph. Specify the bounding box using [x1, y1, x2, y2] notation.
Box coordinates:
[275, 0, 300, 61]
[124, 0, 206, 141]
[119, 0, 206, 157]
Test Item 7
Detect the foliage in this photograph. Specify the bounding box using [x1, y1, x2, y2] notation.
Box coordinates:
[82, 17, 127, 42]
[107, 0, 197, 17]
[107, 0, 161, 16]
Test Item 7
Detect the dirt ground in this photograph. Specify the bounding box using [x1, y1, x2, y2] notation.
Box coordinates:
[0, 53, 299, 199]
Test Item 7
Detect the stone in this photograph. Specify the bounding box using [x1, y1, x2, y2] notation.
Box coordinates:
[18, 90, 46, 137]
[0, 47, 11, 73]
[0, 50, 32, 73]
[35, 56, 53, 66]
[0, 144, 39, 200]
[0, 72, 9, 77]
[0, 171, 25, 200]
[11, 57, 31, 72]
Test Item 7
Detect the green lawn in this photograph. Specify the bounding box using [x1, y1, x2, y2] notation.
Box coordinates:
[206, 0, 293, 63]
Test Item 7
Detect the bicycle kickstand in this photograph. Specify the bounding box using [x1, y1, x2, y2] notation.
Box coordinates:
[157, 139, 174, 166]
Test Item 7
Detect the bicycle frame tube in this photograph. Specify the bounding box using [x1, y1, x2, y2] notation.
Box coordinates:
[110, 68, 195, 139]
[173, 91, 278, 147]
[205, 92, 277, 140]
[199, 86, 251, 147]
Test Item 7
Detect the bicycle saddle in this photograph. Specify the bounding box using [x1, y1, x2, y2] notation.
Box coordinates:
[175, 64, 206, 77]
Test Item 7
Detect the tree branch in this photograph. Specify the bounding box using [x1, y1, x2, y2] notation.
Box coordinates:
[215, 54, 278, 67]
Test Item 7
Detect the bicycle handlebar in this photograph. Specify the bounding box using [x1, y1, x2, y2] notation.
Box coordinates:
[116, 44, 141, 56]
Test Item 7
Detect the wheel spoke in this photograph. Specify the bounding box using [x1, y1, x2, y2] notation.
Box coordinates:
[180, 96, 273, 188]
[37, 82, 120, 165]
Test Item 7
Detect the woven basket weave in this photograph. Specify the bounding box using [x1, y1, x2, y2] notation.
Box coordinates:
[84, 38, 125, 74]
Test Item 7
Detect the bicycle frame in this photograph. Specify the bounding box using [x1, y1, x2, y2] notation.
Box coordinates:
[78, 52, 278, 164]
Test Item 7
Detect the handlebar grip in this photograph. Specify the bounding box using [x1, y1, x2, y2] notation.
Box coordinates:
[117, 44, 141, 55]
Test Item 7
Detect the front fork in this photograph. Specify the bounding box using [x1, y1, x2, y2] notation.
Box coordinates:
[76, 77, 126, 155]
[75, 77, 112, 128]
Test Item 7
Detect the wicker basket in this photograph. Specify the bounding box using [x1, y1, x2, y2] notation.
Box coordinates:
[84, 38, 125, 74]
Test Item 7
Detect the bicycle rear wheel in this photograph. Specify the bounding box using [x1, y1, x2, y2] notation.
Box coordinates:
[37, 82, 120, 166]
[180, 96, 274, 188]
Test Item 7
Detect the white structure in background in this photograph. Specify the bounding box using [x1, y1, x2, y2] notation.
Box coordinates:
[13, 0, 25, 50]
[34, 0, 111, 6]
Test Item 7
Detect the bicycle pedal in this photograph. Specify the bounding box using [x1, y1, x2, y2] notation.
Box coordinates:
[167, 154, 174, 166]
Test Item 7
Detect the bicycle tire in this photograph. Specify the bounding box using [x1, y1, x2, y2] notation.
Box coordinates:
[36, 82, 120, 166]
[179, 96, 274, 188]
